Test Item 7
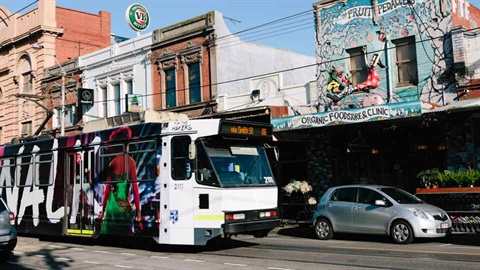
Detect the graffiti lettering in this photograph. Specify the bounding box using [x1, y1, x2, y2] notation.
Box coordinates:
[336, 0, 417, 24]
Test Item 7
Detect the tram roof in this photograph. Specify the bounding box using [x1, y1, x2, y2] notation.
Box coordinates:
[82, 110, 189, 133]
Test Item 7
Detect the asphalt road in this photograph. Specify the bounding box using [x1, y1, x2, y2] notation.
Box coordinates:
[2, 225, 479, 269]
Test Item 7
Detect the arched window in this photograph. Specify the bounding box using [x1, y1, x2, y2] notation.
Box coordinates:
[18, 55, 33, 93]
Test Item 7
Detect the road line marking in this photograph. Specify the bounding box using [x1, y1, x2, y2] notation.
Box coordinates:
[185, 259, 205, 263]
[438, 244, 452, 247]
[224, 262, 247, 266]
[83, 261, 101, 264]
[48, 245, 64, 248]
[114, 265, 134, 269]
[94, 250, 110, 253]
[121, 252, 136, 256]
[452, 246, 480, 250]
[56, 258, 70, 261]
[151, 256, 169, 259]
[267, 267, 295, 270]
[35, 254, 45, 258]
[13, 251, 24, 255]
[328, 245, 480, 256]
[71, 248, 84, 251]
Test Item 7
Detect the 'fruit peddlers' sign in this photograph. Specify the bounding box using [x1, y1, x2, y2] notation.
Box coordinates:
[126, 3, 150, 31]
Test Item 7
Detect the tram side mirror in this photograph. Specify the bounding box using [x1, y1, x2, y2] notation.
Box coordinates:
[189, 142, 196, 160]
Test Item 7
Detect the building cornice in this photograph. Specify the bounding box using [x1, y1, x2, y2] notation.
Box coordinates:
[0, 25, 63, 49]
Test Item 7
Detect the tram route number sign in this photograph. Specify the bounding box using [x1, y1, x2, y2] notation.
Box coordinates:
[220, 122, 272, 137]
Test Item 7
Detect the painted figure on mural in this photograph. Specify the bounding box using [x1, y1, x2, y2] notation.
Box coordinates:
[327, 52, 384, 102]
[98, 126, 143, 235]
[325, 66, 352, 94]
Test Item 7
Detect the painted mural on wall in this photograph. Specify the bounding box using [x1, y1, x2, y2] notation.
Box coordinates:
[0, 123, 161, 237]
[314, 0, 455, 112]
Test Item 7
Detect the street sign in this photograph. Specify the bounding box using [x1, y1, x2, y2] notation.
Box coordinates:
[78, 88, 94, 105]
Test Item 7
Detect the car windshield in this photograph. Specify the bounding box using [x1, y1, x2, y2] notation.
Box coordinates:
[197, 138, 275, 187]
[378, 187, 423, 204]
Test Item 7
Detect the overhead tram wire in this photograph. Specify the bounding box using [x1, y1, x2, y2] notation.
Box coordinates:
[87, 26, 480, 107]
[1, 0, 39, 21]
[216, 9, 313, 41]
[216, 23, 314, 50]
[216, 19, 314, 48]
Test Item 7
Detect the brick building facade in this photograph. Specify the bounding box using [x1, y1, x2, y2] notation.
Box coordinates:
[0, 0, 110, 143]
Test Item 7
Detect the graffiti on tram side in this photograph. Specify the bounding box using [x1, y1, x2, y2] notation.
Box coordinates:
[0, 123, 162, 236]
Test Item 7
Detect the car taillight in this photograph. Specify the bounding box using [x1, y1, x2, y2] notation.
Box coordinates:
[9, 212, 15, 225]
[225, 213, 245, 221]
[259, 210, 276, 218]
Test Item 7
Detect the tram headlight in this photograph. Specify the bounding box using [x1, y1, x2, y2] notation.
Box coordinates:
[259, 210, 277, 218]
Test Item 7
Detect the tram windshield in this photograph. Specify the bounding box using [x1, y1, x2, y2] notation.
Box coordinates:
[196, 138, 275, 187]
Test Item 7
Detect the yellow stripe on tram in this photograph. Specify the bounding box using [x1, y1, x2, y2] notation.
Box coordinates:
[194, 215, 224, 220]
[66, 229, 94, 236]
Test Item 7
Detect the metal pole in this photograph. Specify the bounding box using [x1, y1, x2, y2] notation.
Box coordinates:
[61, 72, 65, 136]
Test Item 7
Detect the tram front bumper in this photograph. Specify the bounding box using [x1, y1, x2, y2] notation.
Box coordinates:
[223, 219, 280, 235]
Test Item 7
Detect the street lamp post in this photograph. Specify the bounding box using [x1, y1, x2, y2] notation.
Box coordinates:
[32, 43, 66, 136]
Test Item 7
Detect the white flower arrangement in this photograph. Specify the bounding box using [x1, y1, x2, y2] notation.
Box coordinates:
[283, 179, 317, 205]
[308, 197, 317, 205]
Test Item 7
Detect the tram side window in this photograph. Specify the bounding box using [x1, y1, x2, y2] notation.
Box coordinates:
[99, 144, 126, 183]
[128, 140, 156, 181]
[0, 158, 15, 187]
[16, 155, 33, 187]
[35, 153, 54, 186]
[196, 142, 219, 186]
[171, 136, 192, 180]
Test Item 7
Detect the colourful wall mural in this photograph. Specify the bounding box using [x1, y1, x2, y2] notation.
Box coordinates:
[314, 0, 456, 112]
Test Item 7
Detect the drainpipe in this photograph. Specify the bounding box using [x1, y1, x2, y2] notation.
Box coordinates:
[385, 39, 393, 103]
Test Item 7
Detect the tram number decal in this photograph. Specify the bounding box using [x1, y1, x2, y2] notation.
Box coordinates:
[264, 177, 274, 184]
[174, 183, 184, 190]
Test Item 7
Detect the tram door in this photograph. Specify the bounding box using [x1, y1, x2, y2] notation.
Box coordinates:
[65, 150, 95, 236]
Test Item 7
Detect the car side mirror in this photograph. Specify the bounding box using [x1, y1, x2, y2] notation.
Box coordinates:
[375, 200, 386, 206]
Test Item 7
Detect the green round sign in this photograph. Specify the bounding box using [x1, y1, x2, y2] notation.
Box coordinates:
[126, 3, 150, 31]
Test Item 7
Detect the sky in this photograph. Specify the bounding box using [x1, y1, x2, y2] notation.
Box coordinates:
[1, 0, 318, 56]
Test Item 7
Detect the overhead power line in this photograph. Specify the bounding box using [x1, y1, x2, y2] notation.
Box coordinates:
[1, 0, 39, 22]
[77, 25, 480, 107]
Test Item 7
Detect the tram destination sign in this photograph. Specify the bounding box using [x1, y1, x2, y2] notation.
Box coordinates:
[219, 122, 272, 137]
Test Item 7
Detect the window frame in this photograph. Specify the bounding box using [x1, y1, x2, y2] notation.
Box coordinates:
[16, 155, 34, 187]
[127, 140, 157, 182]
[99, 143, 126, 184]
[393, 36, 418, 87]
[0, 157, 15, 188]
[171, 136, 192, 180]
[35, 152, 54, 186]
[330, 187, 357, 202]
[347, 47, 368, 86]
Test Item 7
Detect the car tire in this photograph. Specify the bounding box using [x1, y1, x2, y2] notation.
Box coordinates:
[0, 250, 11, 261]
[314, 218, 334, 240]
[391, 220, 414, 244]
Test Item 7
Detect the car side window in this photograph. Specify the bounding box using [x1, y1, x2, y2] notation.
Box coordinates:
[330, 188, 357, 202]
[358, 188, 383, 204]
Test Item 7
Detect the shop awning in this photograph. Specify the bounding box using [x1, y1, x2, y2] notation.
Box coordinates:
[422, 99, 480, 114]
[271, 100, 422, 132]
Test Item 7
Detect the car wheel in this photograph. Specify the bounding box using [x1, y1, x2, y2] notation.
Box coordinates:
[314, 218, 334, 240]
[391, 220, 414, 244]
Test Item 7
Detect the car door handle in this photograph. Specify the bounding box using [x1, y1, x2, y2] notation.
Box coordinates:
[353, 206, 361, 210]
[327, 203, 334, 207]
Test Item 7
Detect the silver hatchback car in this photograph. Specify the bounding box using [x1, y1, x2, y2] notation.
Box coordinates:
[0, 198, 17, 260]
[312, 185, 451, 244]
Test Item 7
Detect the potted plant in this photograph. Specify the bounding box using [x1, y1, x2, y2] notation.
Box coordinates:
[417, 168, 440, 188]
